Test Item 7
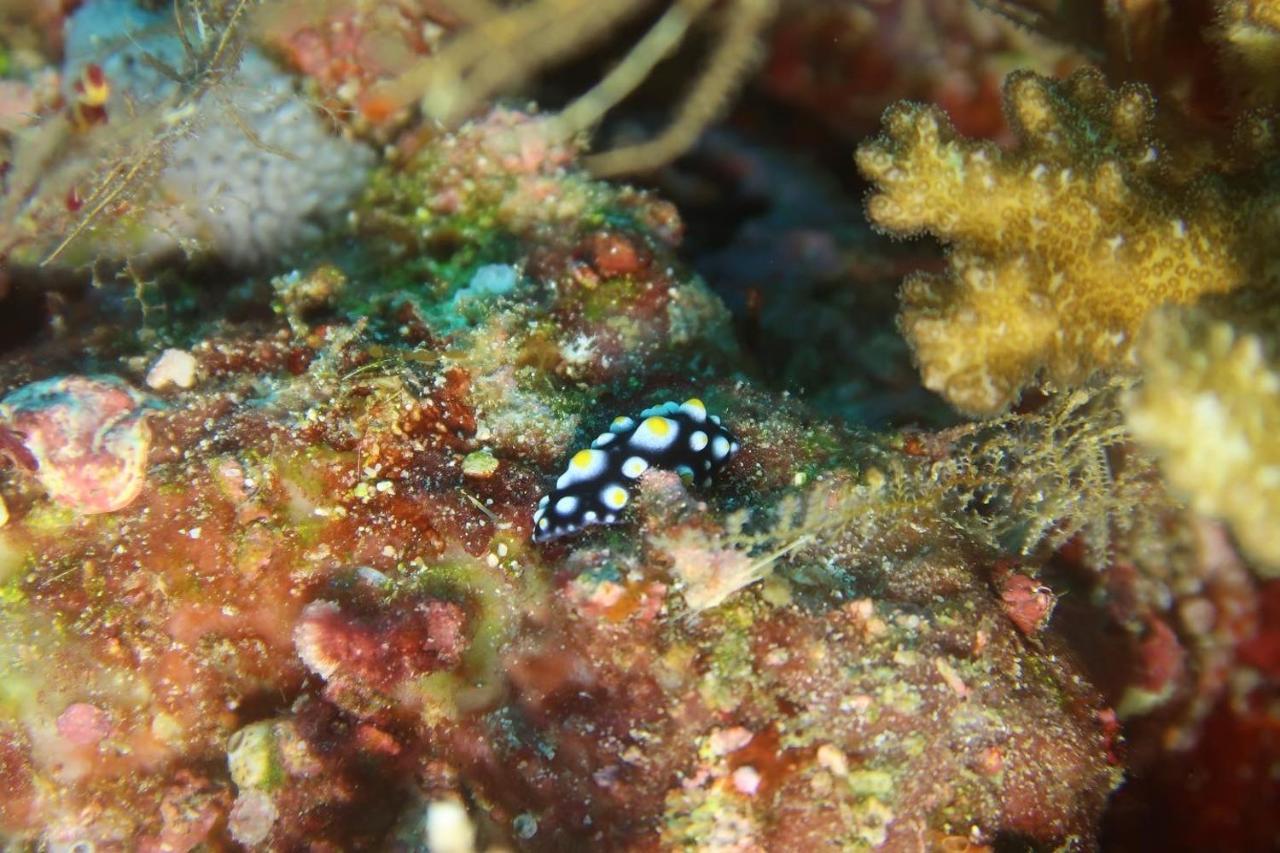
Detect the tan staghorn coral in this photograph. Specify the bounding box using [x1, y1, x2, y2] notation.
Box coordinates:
[1126, 301, 1280, 574]
[1217, 0, 1280, 107]
[856, 68, 1280, 416]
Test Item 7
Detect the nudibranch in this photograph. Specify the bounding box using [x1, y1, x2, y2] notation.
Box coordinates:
[533, 398, 739, 542]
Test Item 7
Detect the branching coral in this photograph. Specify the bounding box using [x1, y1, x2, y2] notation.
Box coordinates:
[358, 0, 777, 176]
[974, 0, 1170, 71]
[1127, 301, 1280, 574]
[857, 68, 1280, 415]
[1217, 0, 1280, 107]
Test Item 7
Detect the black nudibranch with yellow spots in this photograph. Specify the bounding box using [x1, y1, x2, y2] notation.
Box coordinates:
[532, 398, 740, 542]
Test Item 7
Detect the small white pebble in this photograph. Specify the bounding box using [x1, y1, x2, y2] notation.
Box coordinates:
[708, 726, 753, 756]
[146, 348, 198, 390]
[425, 799, 476, 853]
[816, 744, 849, 777]
[732, 766, 761, 796]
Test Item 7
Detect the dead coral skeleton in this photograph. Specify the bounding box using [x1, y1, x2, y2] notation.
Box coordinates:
[362, 0, 779, 176]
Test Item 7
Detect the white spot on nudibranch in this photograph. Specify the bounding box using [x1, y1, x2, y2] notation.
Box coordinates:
[601, 485, 629, 510]
[592, 432, 617, 448]
[556, 448, 609, 488]
[555, 496, 579, 516]
[712, 435, 731, 460]
[610, 416, 636, 433]
[680, 398, 707, 422]
[689, 430, 709, 452]
[630, 416, 678, 452]
[621, 456, 649, 479]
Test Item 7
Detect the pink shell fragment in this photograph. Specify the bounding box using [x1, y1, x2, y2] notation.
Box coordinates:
[0, 375, 152, 514]
[56, 702, 112, 747]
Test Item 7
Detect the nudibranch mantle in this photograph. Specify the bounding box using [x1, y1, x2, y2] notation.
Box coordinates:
[532, 398, 739, 542]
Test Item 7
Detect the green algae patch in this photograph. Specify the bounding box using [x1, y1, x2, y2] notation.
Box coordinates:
[403, 551, 550, 712]
[461, 450, 500, 479]
[20, 503, 79, 538]
[227, 720, 287, 792]
[846, 768, 896, 799]
[698, 603, 759, 713]
[0, 531, 28, 585]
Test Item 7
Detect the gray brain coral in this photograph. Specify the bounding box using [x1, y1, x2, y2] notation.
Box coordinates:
[63, 0, 375, 265]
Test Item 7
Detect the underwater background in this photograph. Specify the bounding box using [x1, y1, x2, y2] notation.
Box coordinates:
[0, 1, 1277, 849]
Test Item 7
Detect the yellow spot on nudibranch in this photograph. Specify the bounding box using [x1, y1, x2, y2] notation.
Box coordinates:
[680, 398, 707, 421]
[602, 485, 629, 510]
[557, 448, 609, 489]
[630, 416, 679, 452]
[644, 416, 671, 436]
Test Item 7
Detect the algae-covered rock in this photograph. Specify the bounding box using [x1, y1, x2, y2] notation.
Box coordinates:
[0, 5, 1273, 848]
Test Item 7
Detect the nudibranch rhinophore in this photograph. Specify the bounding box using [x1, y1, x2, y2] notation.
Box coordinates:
[532, 398, 740, 542]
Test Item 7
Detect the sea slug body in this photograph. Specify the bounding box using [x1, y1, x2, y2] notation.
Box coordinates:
[533, 398, 739, 542]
